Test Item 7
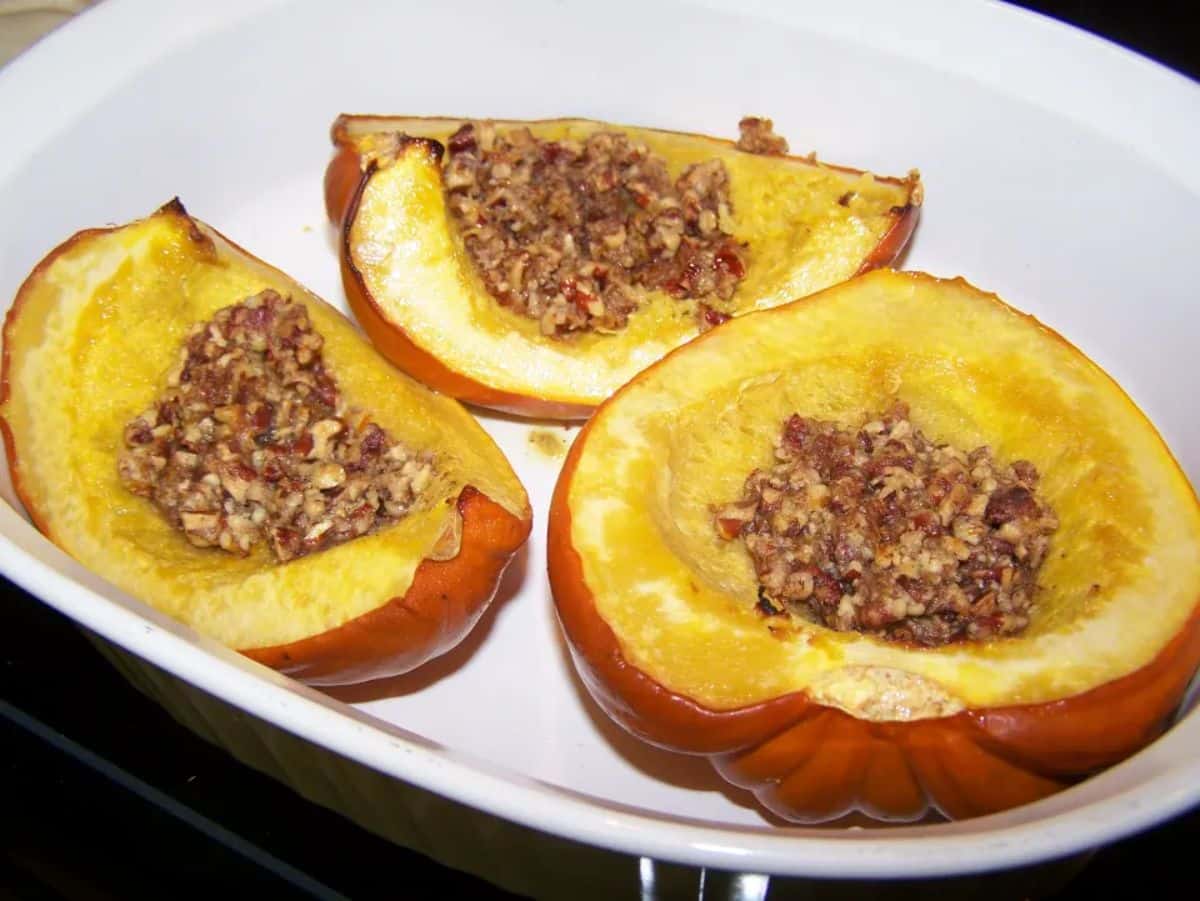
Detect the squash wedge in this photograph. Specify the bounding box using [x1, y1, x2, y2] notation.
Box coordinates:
[327, 115, 921, 419]
[547, 269, 1200, 821]
[1, 201, 531, 686]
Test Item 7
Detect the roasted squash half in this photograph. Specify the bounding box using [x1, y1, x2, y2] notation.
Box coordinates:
[548, 269, 1200, 822]
[1, 202, 532, 686]
[327, 115, 921, 419]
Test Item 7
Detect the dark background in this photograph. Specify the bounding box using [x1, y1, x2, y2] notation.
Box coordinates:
[3, 2, 1198, 898]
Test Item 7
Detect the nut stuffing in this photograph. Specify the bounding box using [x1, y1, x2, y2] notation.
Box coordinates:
[118, 290, 435, 562]
[735, 116, 789, 155]
[714, 402, 1058, 646]
[442, 120, 763, 337]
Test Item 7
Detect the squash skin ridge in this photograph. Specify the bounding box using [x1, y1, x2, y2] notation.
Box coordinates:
[326, 115, 922, 419]
[1, 201, 533, 687]
[546, 270, 1200, 823]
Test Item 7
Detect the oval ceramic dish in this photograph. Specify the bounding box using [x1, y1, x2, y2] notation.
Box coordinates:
[1, 0, 1198, 887]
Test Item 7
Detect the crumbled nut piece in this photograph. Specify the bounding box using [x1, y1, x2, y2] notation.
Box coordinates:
[714, 402, 1058, 646]
[118, 291, 435, 562]
[443, 120, 752, 337]
[736, 117, 789, 155]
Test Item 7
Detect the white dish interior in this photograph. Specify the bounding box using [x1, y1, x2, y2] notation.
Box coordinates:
[1, 0, 1198, 879]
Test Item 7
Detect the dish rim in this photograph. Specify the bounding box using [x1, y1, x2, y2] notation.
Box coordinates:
[1, 0, 1198, 878]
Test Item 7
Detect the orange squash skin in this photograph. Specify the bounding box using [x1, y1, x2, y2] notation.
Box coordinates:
[324, 139, 362, 228]
[1, 203, 532, 686]
[546, 285, 1200, 823]
[244, 485, 530, 685]
[326, 117, 921, 420]
[857, 200, 919, 275]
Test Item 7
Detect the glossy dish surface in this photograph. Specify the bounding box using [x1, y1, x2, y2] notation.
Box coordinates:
[1, 0, 1199, 881]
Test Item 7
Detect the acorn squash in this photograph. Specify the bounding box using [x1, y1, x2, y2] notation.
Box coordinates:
[547, 269, 1200, 821]
[326, 115, 921, 419]
[1, 202, 531, 686]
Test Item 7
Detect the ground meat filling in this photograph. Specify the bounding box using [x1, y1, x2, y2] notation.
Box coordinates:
[118, 290, 435, 563]
[735, 116, 789, 155]
[714, 402, 1059, 646]
[443, 120, 751, 337]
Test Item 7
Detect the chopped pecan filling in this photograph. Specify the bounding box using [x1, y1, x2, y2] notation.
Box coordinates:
[443, 120, 755, 337]
[118, 290, 435, 562]
[736, 116, 789, 155]
[715, 402, 1059, 646]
